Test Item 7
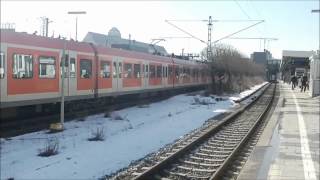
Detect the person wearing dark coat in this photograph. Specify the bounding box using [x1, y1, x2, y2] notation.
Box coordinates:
[291, 75, 297, 90]
[301, 74, 308, 92]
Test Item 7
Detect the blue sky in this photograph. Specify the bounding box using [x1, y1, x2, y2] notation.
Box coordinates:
[1, 1, 319, 59]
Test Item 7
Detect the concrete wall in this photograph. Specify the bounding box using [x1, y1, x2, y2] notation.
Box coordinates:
[309, 52, 320, 97]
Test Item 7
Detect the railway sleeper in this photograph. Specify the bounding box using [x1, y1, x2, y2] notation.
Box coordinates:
[224, 170, 239, 179]
[207, 139, 239, 146]
[175, 165, 216, 173]
[177, 163, 218, 173]
[201, 146, 234, 152]
[216, 134, 244, 140]
[141, 166, 151, 170]
[213, 136, 241, 142]
[203, 144, 235, 150]
[132, 172, 143, 176]
[233, 159, 246, 166]
[220, 130, 247, 135]
[181, 160, 221, 168]
[189, 156, 225, 163]
[231, 164, 243, 171]
[222, 129, 248, 133]
[165, 170, 211, 180]
[223, 127, 249, 132]
[195, 152, 229, 159]
[207, 140, 237, 146]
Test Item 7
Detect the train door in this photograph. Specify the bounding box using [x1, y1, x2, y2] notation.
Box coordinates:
[142, 63, 149, 88]
[67, 51, 77, 96]
[162, 64, 168, 87]
[61, 52, 69, 96]
[0, 48, 6, 103]
[112, 57, 123, 92]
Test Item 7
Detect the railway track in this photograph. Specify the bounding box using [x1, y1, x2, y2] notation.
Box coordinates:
[109, 83, 275, 180]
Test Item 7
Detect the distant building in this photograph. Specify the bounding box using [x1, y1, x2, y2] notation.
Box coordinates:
[250, 50, 272, 65]
[82, 27, 168, 56]
[280, 50, 313, 83]
[266, 58, 281, 81]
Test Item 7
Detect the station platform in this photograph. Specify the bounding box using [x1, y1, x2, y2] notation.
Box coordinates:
[238, 82, 319, 180]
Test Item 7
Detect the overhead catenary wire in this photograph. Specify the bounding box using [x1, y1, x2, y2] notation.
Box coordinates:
[213, 20, 264, 44]
[234, 0, 251, 19]
[167, 19, 265, 22]
[165, 20, 207, 44]
[164, 19, 266, 45]
[234, 0, 266, 49]
[247, 0, 269, 45]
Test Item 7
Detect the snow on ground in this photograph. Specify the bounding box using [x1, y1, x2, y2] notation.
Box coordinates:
[229, 82, 268, 102]
[0, 82, 267, 179]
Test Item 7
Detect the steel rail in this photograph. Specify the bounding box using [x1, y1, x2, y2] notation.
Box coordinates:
[210, 83, 276, 180]
[133, 83, 272, 180]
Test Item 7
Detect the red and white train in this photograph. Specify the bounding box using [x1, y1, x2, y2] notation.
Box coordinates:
[0, 30, 210, 111]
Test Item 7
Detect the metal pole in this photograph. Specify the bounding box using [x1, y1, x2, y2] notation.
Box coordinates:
[207, 16, 212, 60]
[75, 16, 78, 41]
[45, 18, 48, 37]
[60, 40, 66, 127]
[68, 11, 86, 41]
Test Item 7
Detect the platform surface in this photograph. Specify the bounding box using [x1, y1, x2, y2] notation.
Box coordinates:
[238, 82, 319, 180]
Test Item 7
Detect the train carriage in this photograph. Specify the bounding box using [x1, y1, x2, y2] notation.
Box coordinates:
[0, 30, 210, 119]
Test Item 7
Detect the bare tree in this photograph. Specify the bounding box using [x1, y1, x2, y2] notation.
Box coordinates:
[202, 43, 265, 94]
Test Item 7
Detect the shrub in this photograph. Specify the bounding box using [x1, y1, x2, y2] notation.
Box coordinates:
[200, 99, 211, 105]
[193, 96, 201, 104]
[137, 104, 150, 108]
[193, 96, 214, 105]
[112, 113, 124, 120]
[104, 111, 112, 118]
[38, 138, 59, 157]
[88, 127, 105, 141]
[77, 118, 85, 121]
[105, 111, 124, 120]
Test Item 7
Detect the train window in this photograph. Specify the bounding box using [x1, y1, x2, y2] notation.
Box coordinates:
[181, 68, 184, 78]
[182, 67, 186, 77]
[186, 68, 190, 77]
[39, 56, 56, 78]
[100, 61, 111, 78]
[113, 62, 117, 78]
[0, 52, 4, 78]
[133, 64, 141, 78]
[168, 66, 173, 77]
[124, 63, 132, 78]
[59, 55, 68, 77]
[162, 66, 165, 77]
[80, 59, 92, 78]
[175, 67, 179, 78]
[145, 65, 149, 78]
[119, 62, 122, 78]
[150, 65, 155, 78]
[69, 58, 76, 78]
[12, 54, 33, 79]
[156, 66, 162, 78]
[166, 67, 168, 78]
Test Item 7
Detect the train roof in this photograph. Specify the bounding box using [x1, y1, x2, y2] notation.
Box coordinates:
[1, 30, 206, 67]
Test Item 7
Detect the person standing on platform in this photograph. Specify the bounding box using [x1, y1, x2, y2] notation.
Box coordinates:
[291, 75, 297, 90]
[297, 76, 302, 89]
[301, 74, 308, 92]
